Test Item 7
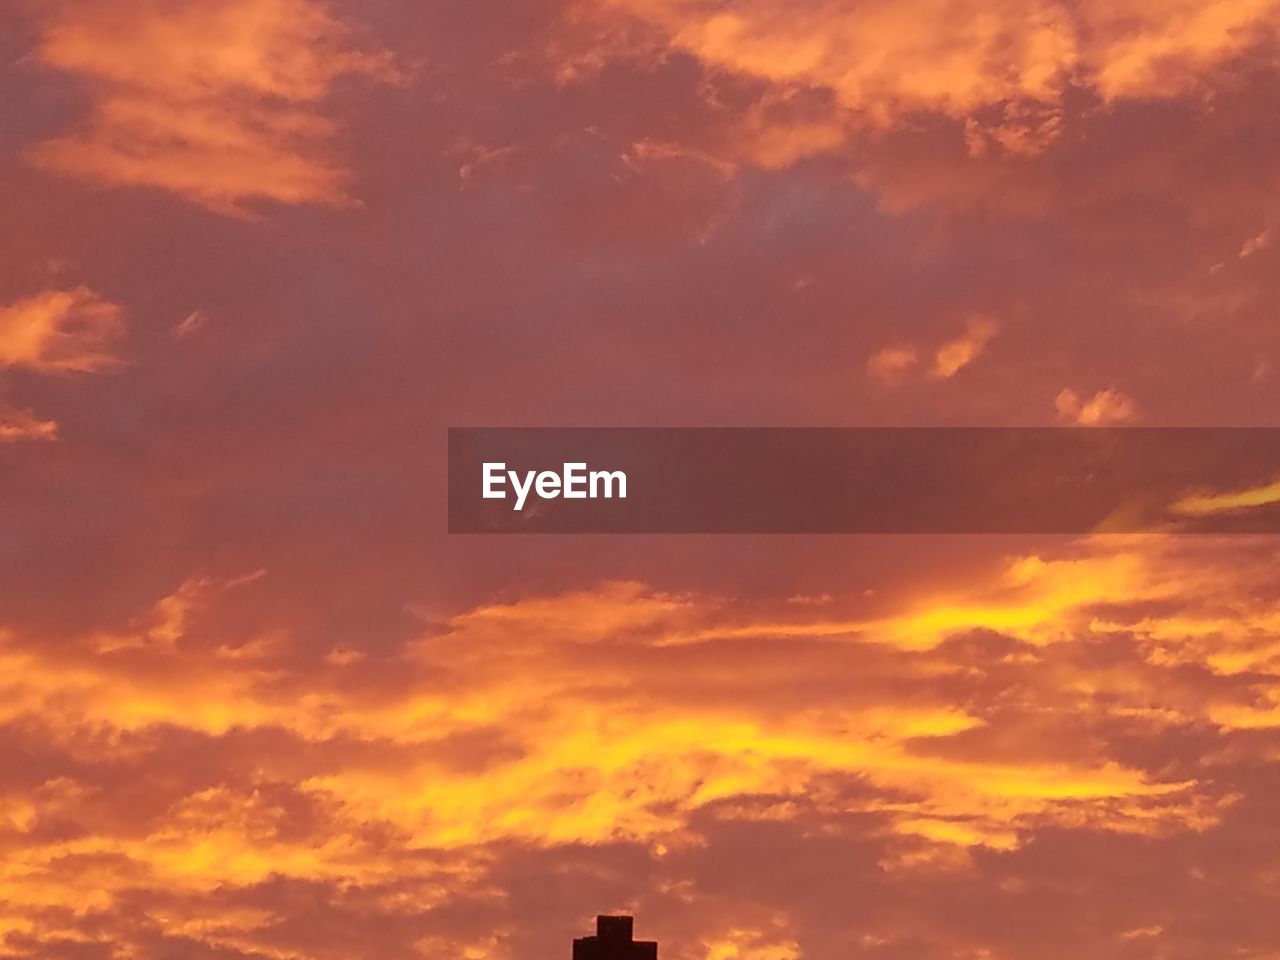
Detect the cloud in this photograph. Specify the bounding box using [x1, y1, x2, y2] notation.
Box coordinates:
[1170, 475, 1280, 517]
[1239, 228, 1271, 258]
[0, 405, 58, 443]
[1054, 387, 1138, 425]
[4, 2, 1280, 956]
[866, 317, 997, 385]
[0, 287, 124, 373]
[173, 310, 208, 340]
[0, 287, 123, 444]
[5, 536, 1280, 954]
[1086, 0, 1280, 101]
[867, 344, 919, 383]
[557, 0, 1280, 164]
[703, 927, 799, 960]
[24, 0, 397, 214]
[930, 315, 997, 379]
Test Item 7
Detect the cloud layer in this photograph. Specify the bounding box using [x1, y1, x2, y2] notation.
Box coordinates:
[4, 0, 1280, 957]
[3, 537, 1280, 956]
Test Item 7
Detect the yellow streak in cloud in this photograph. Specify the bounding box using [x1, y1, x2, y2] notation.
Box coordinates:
[895, 816, 1019, 850]
[865, 548, 1156, 649]
[7, 537, 1280, 953]
[703, 928, 799, 960]
[1171, 476, 1280, 517]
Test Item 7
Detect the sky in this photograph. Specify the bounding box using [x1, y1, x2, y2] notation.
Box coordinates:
[3, 0, 1280, 957]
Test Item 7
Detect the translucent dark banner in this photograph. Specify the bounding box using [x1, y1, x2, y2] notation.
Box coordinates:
[448, 428, 1280, 533]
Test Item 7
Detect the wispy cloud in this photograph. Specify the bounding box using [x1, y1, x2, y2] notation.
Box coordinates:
[173, 310, 208, 340]
[1055, 387, 1138, 425]
[25, 0, 397, 214]
[0, 287, 124, 442]
[1171, 476, 1280, 517]
[868, 316, 997, 385]
[867, 344, 919, 383]
[558, 0, 1280, 164]
[0, 405, 58, 443]
[930, 315, 997, 379]
[0, 287, 124, 373]
[4, 536, 1279, 953]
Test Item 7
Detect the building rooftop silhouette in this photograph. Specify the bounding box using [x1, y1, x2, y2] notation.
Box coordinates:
[572, 916, 657, 960]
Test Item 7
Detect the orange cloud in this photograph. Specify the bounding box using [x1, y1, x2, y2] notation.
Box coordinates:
[1055, 387, 1138, 424]
[0, 405, 57, 442]
[0, 287, 123, 373]
[703, 928, 799, 960]
[867, 316, 997, 385]
[25, 0, 396, 213]
[0, 541, 1258, 852]
[1085, 0, 1280, 101]
[561, 0, 1280, 164]
[0, 287, 122, 442]
[867, 343, 919, 383]
[5, 539, 1280, 955]
[930, 315, 997, 379]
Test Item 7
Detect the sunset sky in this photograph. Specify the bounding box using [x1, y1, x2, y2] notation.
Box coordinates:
[4, 1, 1280, 957]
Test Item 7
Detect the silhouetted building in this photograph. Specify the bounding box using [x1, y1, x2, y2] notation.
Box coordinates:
[573, 916, 657, 960]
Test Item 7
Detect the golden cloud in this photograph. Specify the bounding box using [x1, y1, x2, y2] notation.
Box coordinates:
[4, 537, 1280, 953]
[1170, 475, 1280, 517]
[703, 928, 799, 960]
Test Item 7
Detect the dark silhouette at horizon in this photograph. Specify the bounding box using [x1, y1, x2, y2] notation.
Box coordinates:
[573, 916, 657, 960]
